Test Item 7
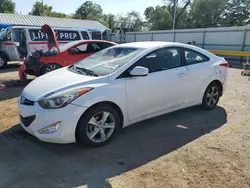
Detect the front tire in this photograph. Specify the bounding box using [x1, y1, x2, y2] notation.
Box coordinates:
[202, 82, 220, 110]
[0, 55, 7, 69]
[41, 63, 62, 75]
[76, 104, 121, 147]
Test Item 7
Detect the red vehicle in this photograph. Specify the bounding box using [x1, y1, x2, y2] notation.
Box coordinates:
[19, 24, 116, 80]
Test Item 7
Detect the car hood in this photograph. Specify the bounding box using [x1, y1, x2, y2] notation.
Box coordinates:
[22, 67, 108, 101]
[41, 24, 60, 52]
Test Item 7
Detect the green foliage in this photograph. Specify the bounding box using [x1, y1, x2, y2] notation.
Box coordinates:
[144, 5, 172, 30]
[102, 13, 116, 28]
[29, 2, 52, 16]
[29, 2, 68, 18]
[74, 1, 103, 20]
[25, 0, 250, 31]
[221, 0, 250, 26]
[190, 0, 228, 28]
[0, 0, 15, 13]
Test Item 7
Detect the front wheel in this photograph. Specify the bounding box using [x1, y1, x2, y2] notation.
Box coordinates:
[41, 63, 62, 75]
[202, 82, 220, 110]
[76, 104, 121, 147]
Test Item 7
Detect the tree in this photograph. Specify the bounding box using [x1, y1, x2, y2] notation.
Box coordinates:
[29, 2, 67, 18]
[144, 5, 172, 30]
[29, 2, 52, 16]
[163, 0, 192, 28]
[74, 1, 103, 20]
[0, 0, 15, 13]
[190, 0, 228, 28]
[221, 0, 250, 26]
[102, 13, 116, 29]
[49, 12, 67, 18]
[126, 11, 144, 31]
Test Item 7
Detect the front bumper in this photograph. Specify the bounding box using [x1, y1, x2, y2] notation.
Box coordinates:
[18, 97, 87, 144]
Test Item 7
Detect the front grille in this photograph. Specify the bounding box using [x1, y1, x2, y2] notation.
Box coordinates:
[20, 96, 35, 106]
[20, 115, 36, 127]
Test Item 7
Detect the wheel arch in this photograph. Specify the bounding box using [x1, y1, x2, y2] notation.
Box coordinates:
[209, 80, 223, 96]
[0, 51, 10, 61]
[75, 101, 124, 140]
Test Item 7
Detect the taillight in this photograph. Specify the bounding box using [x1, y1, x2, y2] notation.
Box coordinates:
[220, 61, 229, 68]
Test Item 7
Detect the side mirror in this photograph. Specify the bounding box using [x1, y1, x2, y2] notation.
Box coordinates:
[130, 66, 149, 77]
[69, 47, 79, 54]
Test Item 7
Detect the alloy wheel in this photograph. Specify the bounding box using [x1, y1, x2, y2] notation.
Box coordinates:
[86, 111, 115, 143]
[206, 86, 219, 107]
[45, 64, 60, 73]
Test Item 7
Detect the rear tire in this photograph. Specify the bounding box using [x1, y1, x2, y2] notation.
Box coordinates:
[41, 63, 62, 75]
[202, 82, 220, 110]
[76, 104, 121, 147]
[0, 55, 7, 69]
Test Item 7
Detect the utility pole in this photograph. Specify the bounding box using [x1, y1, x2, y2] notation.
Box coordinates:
[172, 0, 178, 30]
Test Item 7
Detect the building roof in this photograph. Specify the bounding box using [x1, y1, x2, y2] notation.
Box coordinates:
[0, 13, 109, 30]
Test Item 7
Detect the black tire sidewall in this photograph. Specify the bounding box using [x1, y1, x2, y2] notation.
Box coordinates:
[0, 55, 7, 69]
[202, 83, 220, 110]
[76, 104, 121, 147]
[41, 63, 61, 75]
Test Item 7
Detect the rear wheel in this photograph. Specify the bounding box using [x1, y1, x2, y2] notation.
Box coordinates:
[41, 63, 62, 75]
[202, 82, 220, 110]
[76, 104, 121, 147]
[0, 55, 7, 69]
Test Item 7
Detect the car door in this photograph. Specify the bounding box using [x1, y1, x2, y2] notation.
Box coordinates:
[183, 48, 211, 104]
[125, 47, 188, 122]
[4, 28, 21, 60]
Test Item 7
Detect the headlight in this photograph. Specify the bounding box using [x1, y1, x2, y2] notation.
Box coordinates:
[38, 87, 93, 109]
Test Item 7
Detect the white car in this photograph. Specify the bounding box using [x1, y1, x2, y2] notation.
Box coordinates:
[18, 42, 228, 147]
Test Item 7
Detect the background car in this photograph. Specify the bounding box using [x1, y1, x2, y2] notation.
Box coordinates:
[18, 42, 228, 147]
[18, 24, 117, 80]
[19, 40, 116, 79]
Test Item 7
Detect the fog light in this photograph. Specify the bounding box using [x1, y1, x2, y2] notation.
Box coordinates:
[38, 122, 61, 134]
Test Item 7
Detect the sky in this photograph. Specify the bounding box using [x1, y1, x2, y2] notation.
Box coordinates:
[14, 0, 163, 18]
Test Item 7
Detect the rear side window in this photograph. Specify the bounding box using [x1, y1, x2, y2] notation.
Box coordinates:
[29, 29, 81, 41]
[29, 29, 47, 41]
[89, 42, 113, 52]
[91, 31, 102, 40]
[81, 31, 90, 39]
[98, 42, 113, 50]
[184, 49, 209, 65]
[56, 30, 80, 41]
[91, 42, 102, 52]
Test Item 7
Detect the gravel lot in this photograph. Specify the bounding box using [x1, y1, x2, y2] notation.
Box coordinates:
[0, 64, 250, 188]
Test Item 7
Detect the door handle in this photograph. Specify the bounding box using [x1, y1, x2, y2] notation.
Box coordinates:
[177, 72, 186, 77]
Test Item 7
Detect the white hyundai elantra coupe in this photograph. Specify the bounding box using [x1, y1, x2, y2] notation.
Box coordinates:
[18, 42, 228, 147]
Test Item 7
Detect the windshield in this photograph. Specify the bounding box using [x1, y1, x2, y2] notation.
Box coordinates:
[59, 40, 81, 52]
[73, 46, 144, 76]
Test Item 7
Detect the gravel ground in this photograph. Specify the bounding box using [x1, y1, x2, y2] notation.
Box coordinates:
[0, 65, 249, 188]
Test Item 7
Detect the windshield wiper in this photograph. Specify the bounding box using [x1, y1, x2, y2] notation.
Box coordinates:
[74, 66, 99, 77]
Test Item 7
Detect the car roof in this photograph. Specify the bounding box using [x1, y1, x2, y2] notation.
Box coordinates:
[118, 41, 217, 58]
[81, 40, 116, 44]
[118, 41, 196, 49]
